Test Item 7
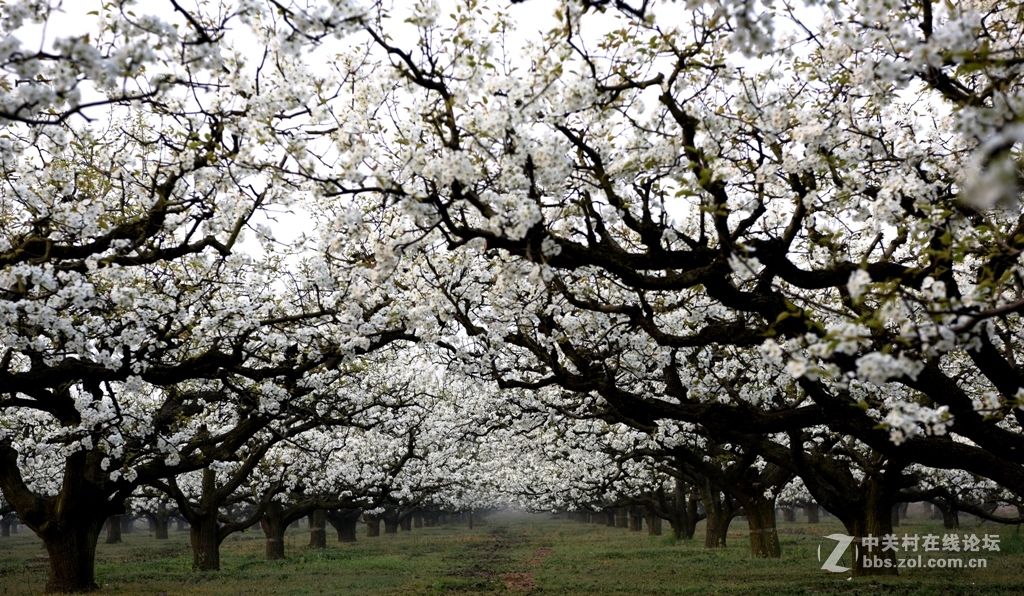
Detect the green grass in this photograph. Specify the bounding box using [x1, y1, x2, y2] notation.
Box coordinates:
[1, 515, 1022, 595]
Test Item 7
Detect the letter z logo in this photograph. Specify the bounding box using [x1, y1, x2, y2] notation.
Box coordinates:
[818, 534, 855, 573]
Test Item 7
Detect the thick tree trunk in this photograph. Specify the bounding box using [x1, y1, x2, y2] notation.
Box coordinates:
[189, 511, 222, 571]
[308, 510, 327, 549]
[383, 514, 399, 534]
[704, 506, 730, 548]
[41, 517, 105, 594]
[260, 509, 287, 560]
[365, 514, 381, 537]
[628, 507, 643, 532]
[646, 512, 662, 536]
[147, 502, 171, 540]
[120, 515, 135, 534]
[605, 509, 617, 527]
[782, 507, 795, 522]
[105, 516, 122, 544]
[153, 517, 169, 540]
[698, 482, 733, 549]
[400, 514, 412, 532]
[744, 498, 781, 558]
[327, 509, 360, 542]
[413, 511, 423, 529]
[614, 508, 629, 528]
[0, 443, 121, 593]
[935, 500, 959, 529]
[845, 481, 898, 576]
[806, 504, 819, 524]
[0, 518, 11, 537]
[176, 517, 187, 532]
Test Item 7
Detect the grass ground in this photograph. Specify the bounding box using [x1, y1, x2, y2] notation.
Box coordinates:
[1, 513, 1023, 595]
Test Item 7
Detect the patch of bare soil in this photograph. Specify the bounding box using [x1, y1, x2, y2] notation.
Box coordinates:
[502, 572, 536, 591]
[525, 547, 551, 567]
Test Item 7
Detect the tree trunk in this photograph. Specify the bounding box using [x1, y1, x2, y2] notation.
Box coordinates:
[189, 510, 222, 571]
[934, 500, 960, 529]
[327, 509, 360, 542]
[400, 514, 412, 532]
[683, 494, 701, 539]
[0, 518, 11, 537]
[806, 504, 819, 524]
[646, 512, 662, 536]
[2, 450, 112, 591]
[365, 514, 381, 537]
[153, 517, 169, 540]
[744, 498, 781, 558]
[891, 503, 900, 527]
[148, 502, 170, 540]
[260, 504, 287, 560]
[383, 514, 399, 534]
[698, 482, 733, 548]
[105, 516, 122, 544]
[704, 506, 730, 548]
[41, 517, 105, 594]
[629, 507, 643, 532]
[176, 517, 187, 531]
[846, 481, 898, 576]
[308, 510, 327, 549]
[782, 507, 795, 522]
[615, 508, 629, 528]
[120, 515, 135, 534]
[605, 509, 617, 527]
[413, 511, 423, 529]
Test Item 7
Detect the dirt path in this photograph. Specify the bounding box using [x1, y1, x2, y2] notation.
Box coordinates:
[443, 524, 553, 592]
